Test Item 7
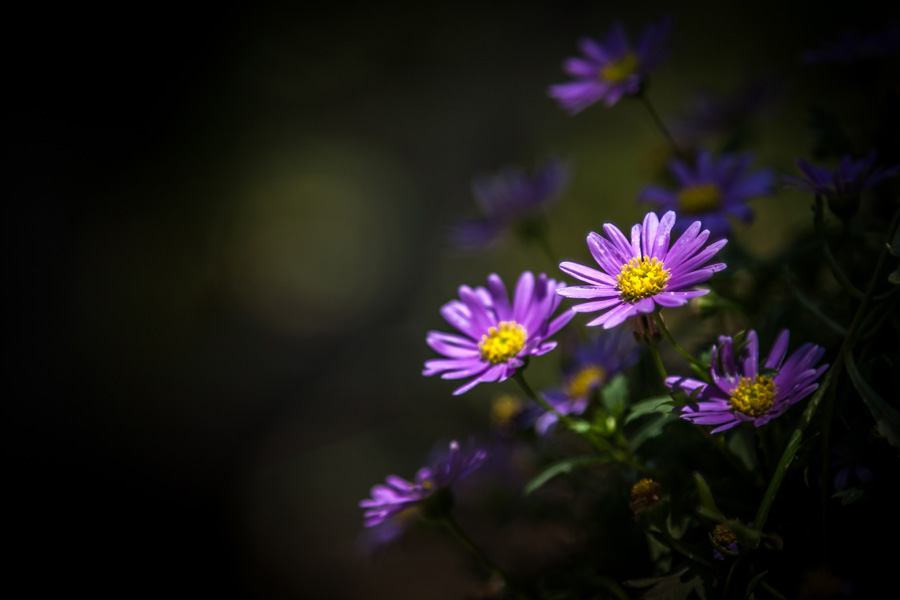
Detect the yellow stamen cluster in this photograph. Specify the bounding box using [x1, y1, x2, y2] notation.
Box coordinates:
[729, 374, 776, 418]
[567, 366, 606, 399]
[616, 256, 671, 302]
[600, 52, 640, 83]
[712, 524, 738, 547]
[629, 478, 662, 517]
[491, 394, 523, 426]
[678, 183, 722, 214]
[479, 321, 527, 364]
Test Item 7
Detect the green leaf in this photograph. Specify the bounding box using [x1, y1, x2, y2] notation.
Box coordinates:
[693, 472, 722, 517]
[524, 456, 608, 495]
[628, 413, 678, 454]
[846, 353, 900, 450]
[726, 427, 759, 471]
[626, 397, 674, 424]
[601, 373, 629, 417]
[832, 488, 865, 506]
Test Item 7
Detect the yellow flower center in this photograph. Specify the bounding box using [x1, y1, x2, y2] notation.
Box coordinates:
[566, 366, 606, 399]
[479, 321, 527, 364]
[600, 52, 640, 83]
[678, 183, 722, 214]
[729, 374, 776, 418]
[631, 478, 661, 500]
[616, 256, 671, 302]
[712, 524, 738, 547]
[491, 394, 522, 425]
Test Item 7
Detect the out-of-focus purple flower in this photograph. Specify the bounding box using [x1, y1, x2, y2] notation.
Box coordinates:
[360, 440, 487, 529]
[670, 80, 781, 147]
[803, 25, 900, 64]
[831, 444, 874, 492]
[528, 328, 640, 434]
[784, 151, 900, 198]
[424, 271, 575, 395]
[557, 211, 727, 329]
[639, 150, 774, 236]
[668, 330, 828, 433]
[548, 18, 674, 114]
[450, 160, 571, 249]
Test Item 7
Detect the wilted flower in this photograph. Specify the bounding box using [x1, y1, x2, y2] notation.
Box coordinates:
[784, 151, 900, 198]
[639, 150, 774, 236]
[803, 25, 900, 64]
[548, 18, 674, 113]
[529, 328, 640, 434]
[711, 523, 739, 560]
[668, 330, 828, 433]
[630, 478, 662, 519]
[557, 211, 727, 329]
[451, 159, 571, 249]
[424, 271, 575, 395]
[360, 440, 487, 529]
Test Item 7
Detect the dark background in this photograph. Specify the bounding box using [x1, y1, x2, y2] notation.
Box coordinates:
[9, 1, 898, 597]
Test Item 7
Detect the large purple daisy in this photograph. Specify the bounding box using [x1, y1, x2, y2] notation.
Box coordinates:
[557, 211, 727, 329]
[360, 440, 487, 528]
[450, 159, 571, 249]
[530, 328, 640, 434]
[424, 271, 575, 395]
[548, 17, 674, 114]
[667, 330, 828, 433]
[639, 150, 774, 236]
[783, 151, 899, 198]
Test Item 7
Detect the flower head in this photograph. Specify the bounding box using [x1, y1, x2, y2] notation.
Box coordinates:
[711, 524, 740, 560]
[784, 151, 899, 198]
[548, 18, 674, 113]
[529, 328, 640, 434]
[451, 159, 570, 249]
[668, 330, 828, 433]
[640, 150, 774, 236]
[359, 440, 487, 529]
[557, 211, 727, 329]
[424, 271, 575, 395]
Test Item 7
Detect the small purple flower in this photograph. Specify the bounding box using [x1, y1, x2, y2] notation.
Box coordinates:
[450, 159, 571, 249]
[711, 524, 740, 561]
[668, 330, 828, 433]
[424, 271, 575, 395]
[803, 25, 900, 64]
[670, 80, 781, 146]
[548, 18, 674, 114]
[784, 151, 900, 198]
[557, 211, 727, 329]
[360, 440, 487, 529]
[530, 329, 640, 434]
[639, 150, 774, 236]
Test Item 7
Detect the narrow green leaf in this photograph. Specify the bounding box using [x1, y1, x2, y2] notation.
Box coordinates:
[846, 353, 900, 450]
[524, 456, 607, 495]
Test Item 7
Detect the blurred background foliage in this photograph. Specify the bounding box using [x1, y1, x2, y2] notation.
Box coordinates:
[9, 0, 898, 598]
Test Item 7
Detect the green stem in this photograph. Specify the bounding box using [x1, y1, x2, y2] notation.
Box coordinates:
[760, 580, 789, 600]
[652, 312, 708, 373]
[648, 344, 669, 382]
[513, 371, 648, 474]
[637, 91, 683, 157]
[441, 515, 529, 599]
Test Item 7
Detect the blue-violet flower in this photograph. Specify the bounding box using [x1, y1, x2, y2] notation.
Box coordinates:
[557, 210, 727, 329]
[639, 150, 774, 236]
[784, 151, 899, 198]
[548, 18, 673, 113]
[668, 330, 828, 433]
[424, 271, 575, 395]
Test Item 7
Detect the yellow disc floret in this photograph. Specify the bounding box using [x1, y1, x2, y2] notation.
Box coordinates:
[729, 374, 776, 418]
[600, 52, 640, 83]
[616, 256, 671, 302]
[712, 524, 738, 547]
[567, 366, 606, 399]
[678, 183, 722, 214]
[479, 321, 527, 364]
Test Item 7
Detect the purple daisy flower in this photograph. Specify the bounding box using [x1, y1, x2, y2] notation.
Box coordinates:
[450, 159, 571, 249]
[529, 328, 640, 434]
[360, 440, 487, 528]
[548, 17, 674, 114]
[557, 211, 727, 329]
[711, 524, 740, 561]
[667, 330, 828, 433]
[639, 150, 775, 236]
[783, 151, 900, 198]
[424, 271, 575, 395]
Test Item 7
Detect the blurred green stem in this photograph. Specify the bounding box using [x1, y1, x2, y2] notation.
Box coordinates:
[636, 91, 683, 157]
